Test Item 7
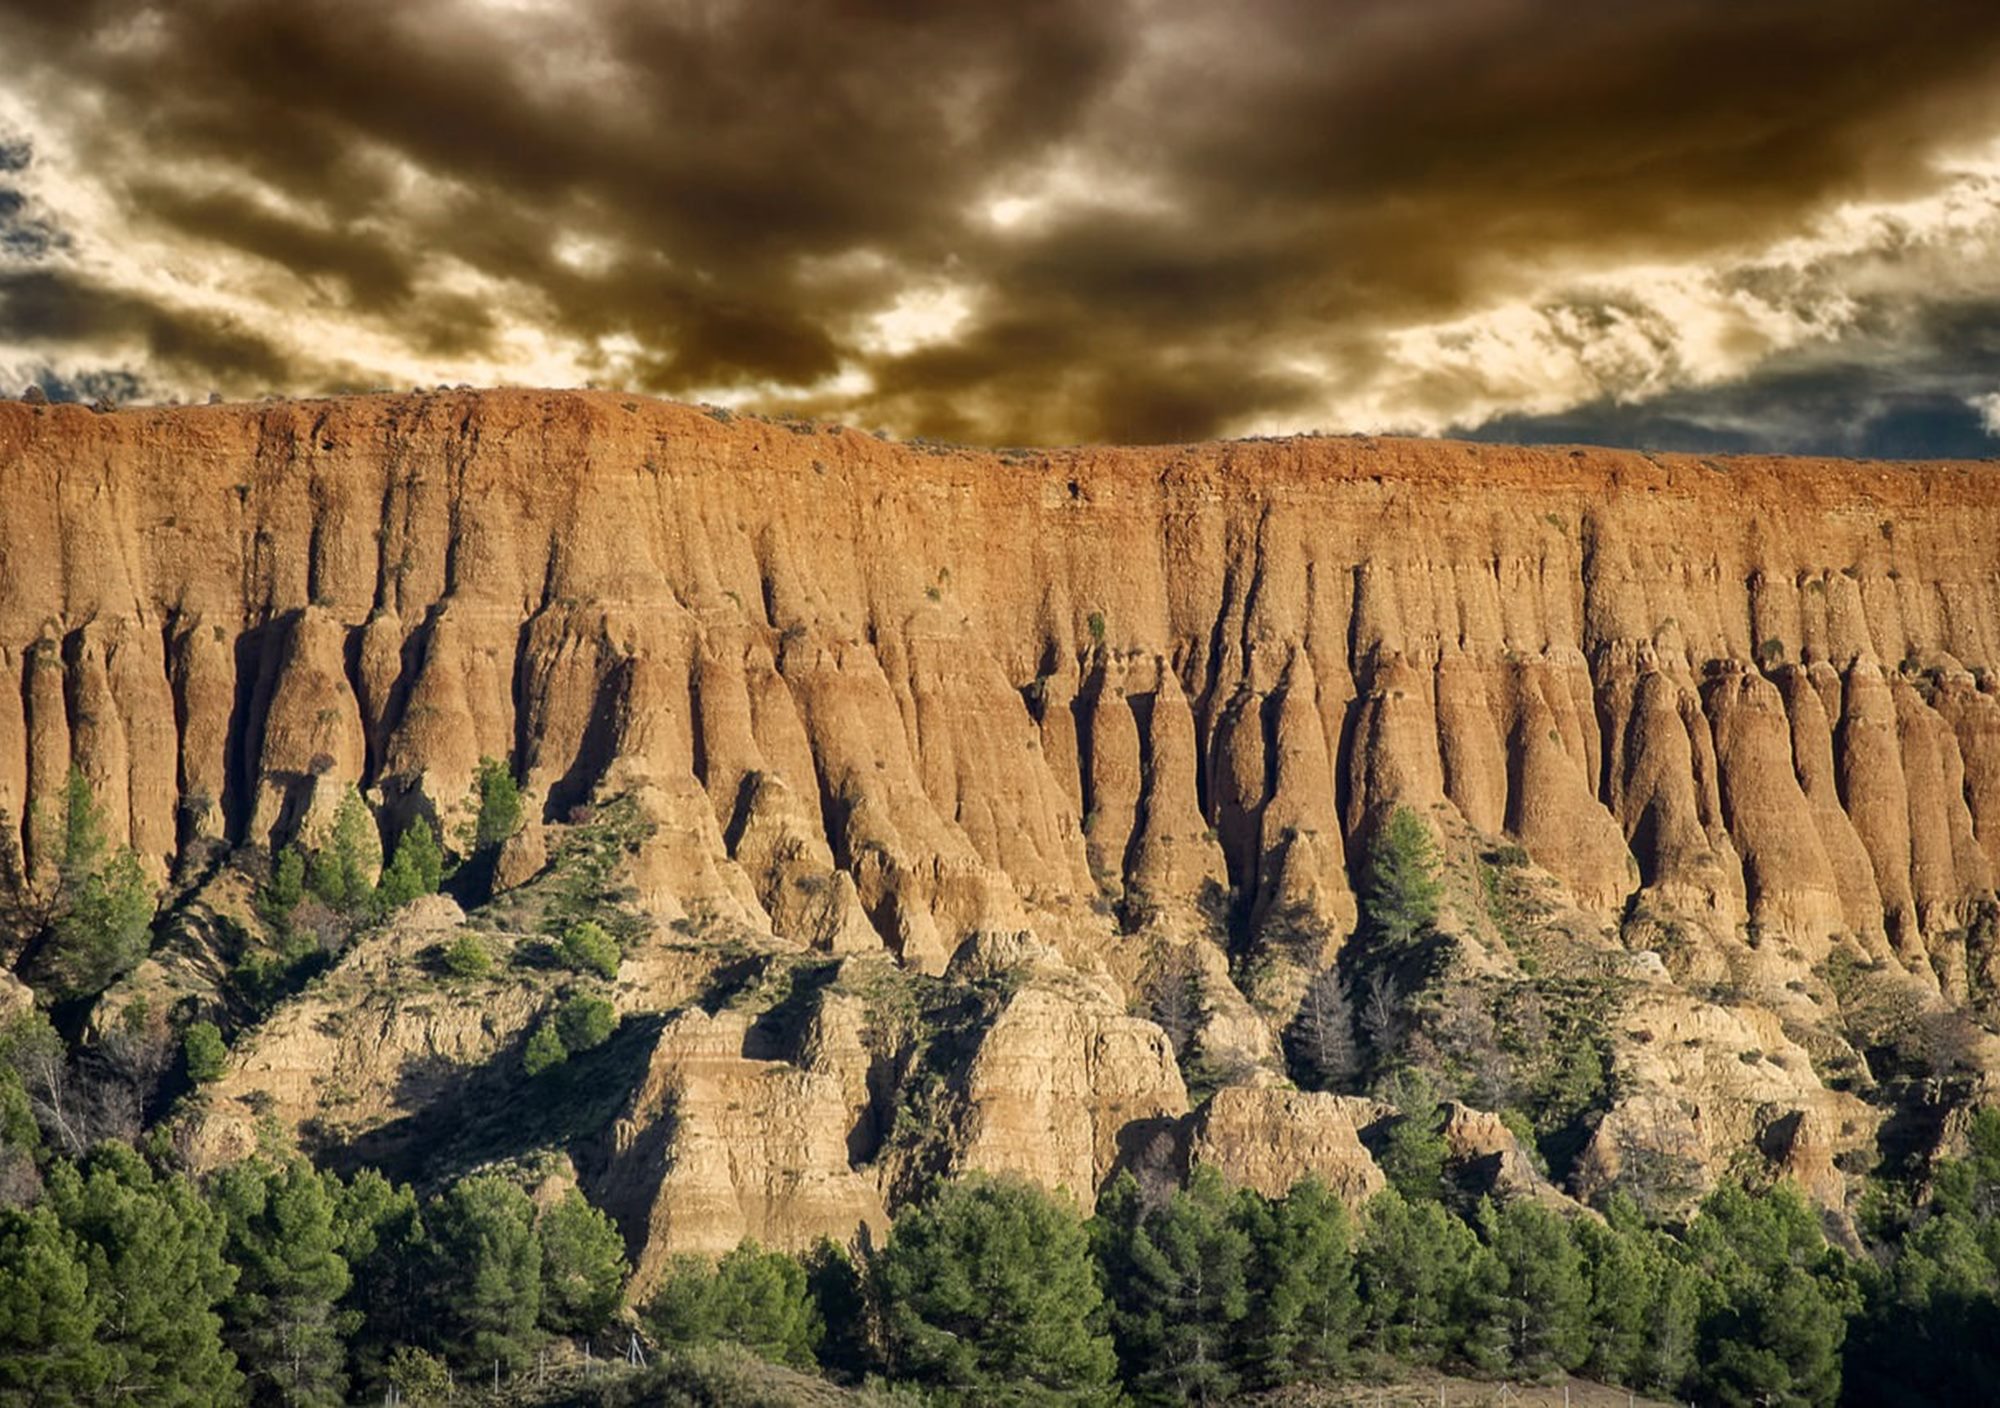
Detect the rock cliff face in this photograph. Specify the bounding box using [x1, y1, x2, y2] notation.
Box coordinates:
[7, 389, 2000, 1252]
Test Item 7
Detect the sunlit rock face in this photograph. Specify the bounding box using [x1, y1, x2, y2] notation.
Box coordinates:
[13, 387, 2000, 1245]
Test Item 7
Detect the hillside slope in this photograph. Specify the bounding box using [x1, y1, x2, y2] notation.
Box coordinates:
[2, 387, 1997, 1272]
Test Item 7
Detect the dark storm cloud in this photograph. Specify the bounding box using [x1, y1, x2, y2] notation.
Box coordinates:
[1468, 298, 2000, 460]
[0, 135, 62, 260]
[0, 0, 1130, 395]
[132, 183, 415, 310]
[0, 266, 304, 387]
[3, 0, 2000, 445]
[28, 365, 144, 406]
[1471, 378, 2000, 461]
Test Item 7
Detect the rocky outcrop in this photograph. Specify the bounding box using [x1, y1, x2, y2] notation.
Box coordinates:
[10, 390, 2000, 1236]
[6, 392, 2000, 971]
[1440, 1102, 1567, 1208]
[1575, 982, 1881, 1216]
[578, 953, 1196, 1286]
[1184, 1086, 1385, 1204]
[1705, 665, 1844, 956]
[729, 773, 882, 954]
[598, 1005, 889, 1298]
[181, 915, 547, 1172]
[949, 974, 1189, 1198]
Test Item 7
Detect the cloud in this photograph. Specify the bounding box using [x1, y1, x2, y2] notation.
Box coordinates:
[0, 267, 299, 381]
[1974, 392, 2000, 437]
[1310, 153, 2000, 440]
[1466, 296, 2000, 458]
[3, 0, 2000, 445]
[0, 134, 65, 261]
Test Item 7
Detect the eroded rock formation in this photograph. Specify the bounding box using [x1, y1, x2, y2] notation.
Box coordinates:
[9, 389, 2000, 1255]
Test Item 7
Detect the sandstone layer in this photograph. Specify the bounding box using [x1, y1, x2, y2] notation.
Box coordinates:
[9, 389, 2000, 1241]
[7, 392, 2000, 965]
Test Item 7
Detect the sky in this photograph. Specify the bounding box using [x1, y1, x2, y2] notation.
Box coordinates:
[4, 0, 2000, 454]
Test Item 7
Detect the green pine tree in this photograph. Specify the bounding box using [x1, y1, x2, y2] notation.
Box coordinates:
[1570, 1191, 1700, 1392]
[425, 1174, 542, 1373]
[0, 1202, 111, 1404]
[1235, 1176, 1358, 1387]
[1459, 1240, 1516, 1377]
[1573, 1197, 1652, 1384]
[1847, 1110, 2000, 1403]
[331, 1169, 424, 1392]
[648, 1240, 822, 1369]
[1864, 1212, 1999, 1399]
[536, 1190, 627, 1335]
[307, 788, 380, 913]
[522, 1022, 567, 1076]
[57, 766, 106, 894]
[1355, 1187, 1486, 1365]
[876, 1172, 1118, 1402]
[803, 1237, 871, 1379]
[555, 994, 615, 1053]
[213, 1158, 354, 1407]
[304, 850, 346, 911]
[1642, 1252, 1703, 1394]
[43, 1143, 242, 1405]
[1484, 1197, 1590, 1377]
[46, 767, 155, 999]
[1361, 805, 1440, 948]
[473, 758, 523, 852]
[0, 1012, 58, 1158]
[0, 1062, 38, 1189]
[1098, 1166, 1251, 1404]
[441, 934, 493, 978]
[266, 848, 306, 913]
[184, 1021, 229, 1084]
[1376, 1069, 1448, 1202]
[557, 920, 620, 981]
[1703, 1264, 1852, 1408]
[1929, 1106, 2000, 1222]
[383, 1346, 450, 1406]
[375, 818, 442, 913]
[1680, 1182, 1856, 1408]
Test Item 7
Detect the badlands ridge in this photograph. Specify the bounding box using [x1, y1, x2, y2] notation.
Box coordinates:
[2, 388, 1996, 1290]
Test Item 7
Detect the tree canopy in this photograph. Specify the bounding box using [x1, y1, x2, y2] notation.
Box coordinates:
[647, 1240, 822, 1369]
[45, 768, 155, 999]
[473, 758, 523, 852]
[877, 1172, 1118, 1403]
[538, 1189, 628, 1336]
[1361, 805, 1441, 949]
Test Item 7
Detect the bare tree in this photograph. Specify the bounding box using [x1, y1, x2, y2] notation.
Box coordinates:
[290, 895, 351, 955]
[1614, 1101, 1708, 1221]
[1290, 966, 1359, 1090]
[16, 1033, 89, 1157]
[1360, 969, 1405, 1060]
[1143, 944, 1204, 1060]
[0, 1138, 41, 1206]
[8, 1016, 161, 1157]
[94, 1023, 173, 1130]
[1912, 1008, 1982, 1083]
[1436, 980, 1513, 1110]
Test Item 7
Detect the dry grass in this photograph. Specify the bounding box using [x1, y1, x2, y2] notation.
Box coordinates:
[1251, 1370, 1677, 1408]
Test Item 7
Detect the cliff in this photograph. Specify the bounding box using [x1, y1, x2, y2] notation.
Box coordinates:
[4, 388, 1998, 1258]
